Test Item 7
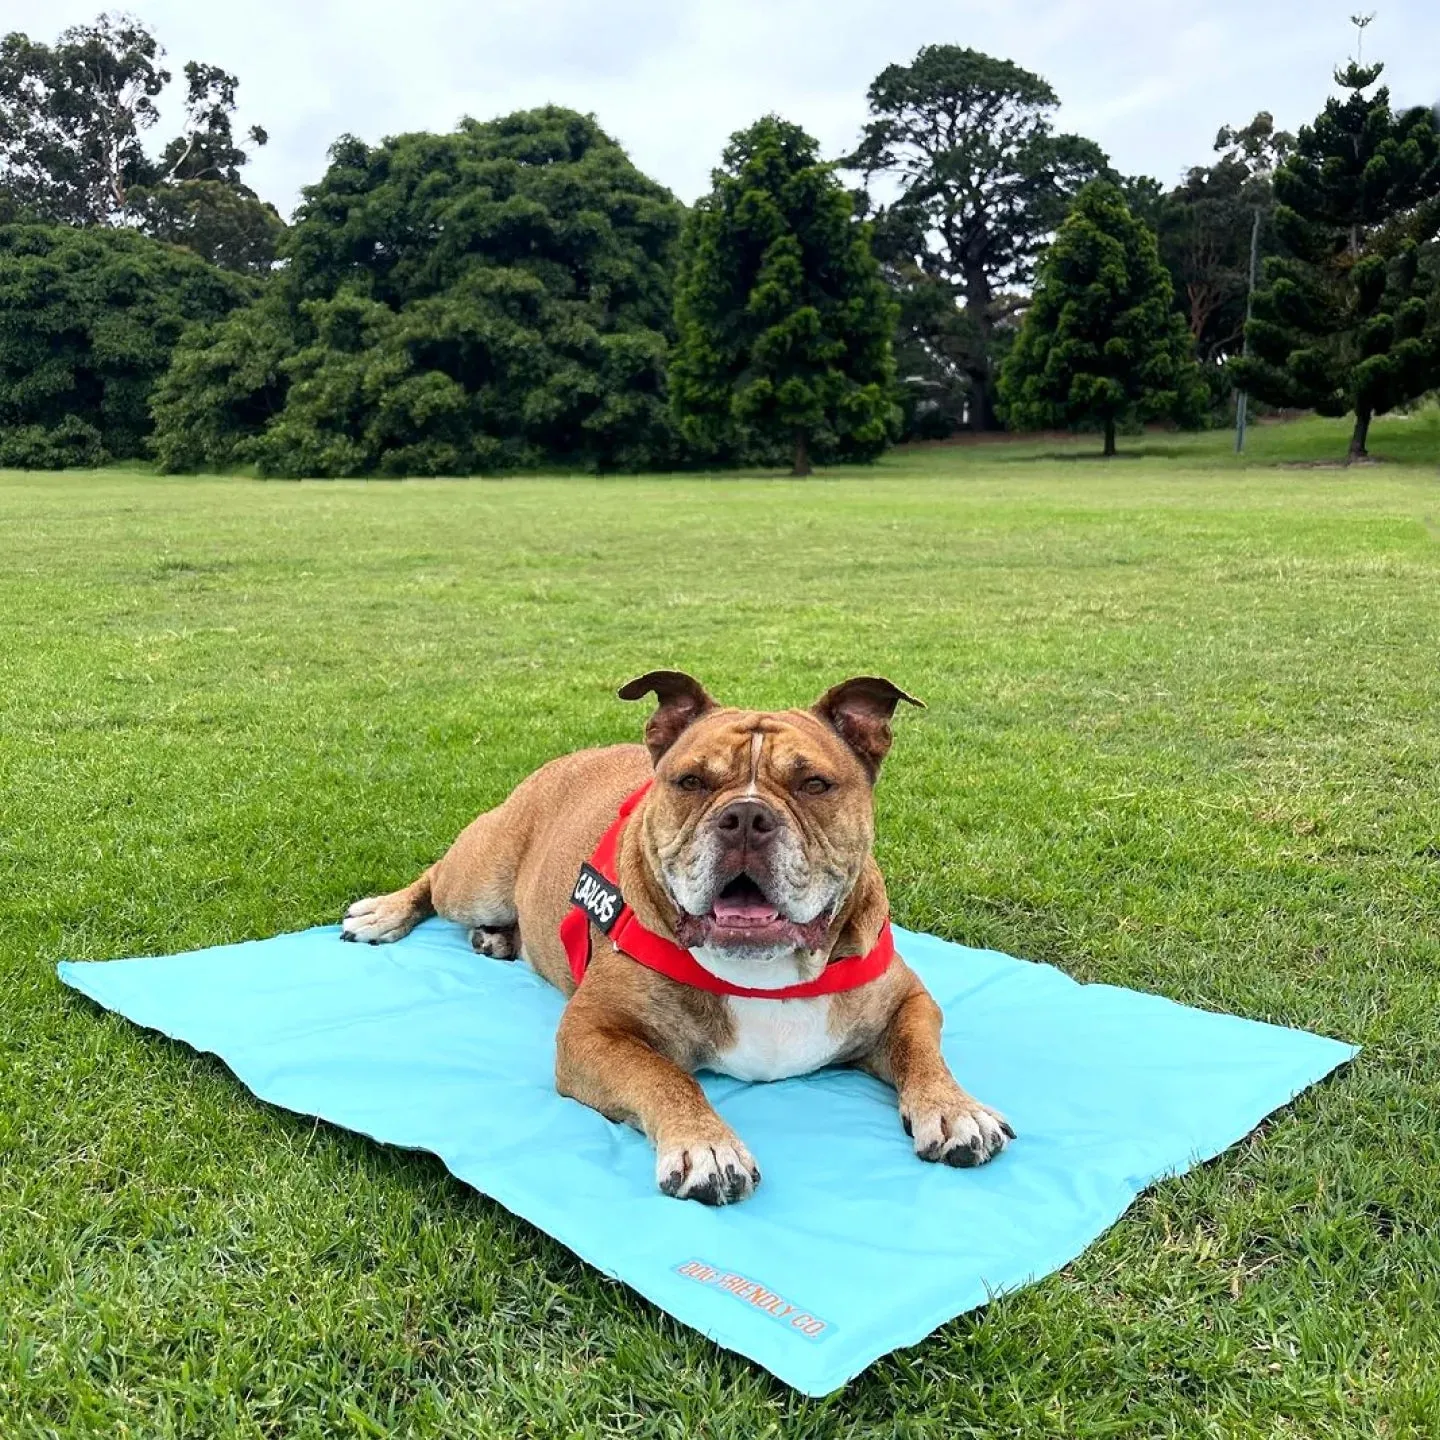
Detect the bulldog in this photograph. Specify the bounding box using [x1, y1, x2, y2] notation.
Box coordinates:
[341, 672, 1012, 1203]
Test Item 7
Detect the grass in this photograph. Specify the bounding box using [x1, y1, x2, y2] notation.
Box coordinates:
[2, 412, 1438, 1437]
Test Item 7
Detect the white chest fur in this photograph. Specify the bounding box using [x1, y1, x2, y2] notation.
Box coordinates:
[712, 995, 843, 1082]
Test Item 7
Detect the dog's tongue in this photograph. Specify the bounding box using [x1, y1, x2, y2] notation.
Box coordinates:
[711, 885, 780, 927]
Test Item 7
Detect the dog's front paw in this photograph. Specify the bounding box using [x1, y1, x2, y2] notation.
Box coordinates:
[656, 1135, 760, 1205]
[902, 1087, 1013, 1168]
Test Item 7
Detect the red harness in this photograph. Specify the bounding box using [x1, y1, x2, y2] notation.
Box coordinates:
[559, 782, 896, 999]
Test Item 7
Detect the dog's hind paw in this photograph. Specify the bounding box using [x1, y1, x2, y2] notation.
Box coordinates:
[470, 923, 520, 960]
[656, 1136, 760, 1205]
[341, 893, 422, 945]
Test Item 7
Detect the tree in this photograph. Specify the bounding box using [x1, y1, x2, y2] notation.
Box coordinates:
[1213, 110, 1296, 174]
[0, 14, 278, 272]
[1116, 174, 1166, 233]
[670, 116, 896, 476]
[1151, 114, 1295, 366]
[888, 260, 986, 438]
[152, 108, 687, 476]
[846, 45, 1109, 432]
[0, 222, 255, 466]
[128, 179, 284, 274]
[0, 14, 163, 226]
[128, 59, 282, 273]
[148, 289, 294, 471]
[998, 181, 1206, 456]
[1228, 56, 1440, 459]
[153, 61, 269, 190]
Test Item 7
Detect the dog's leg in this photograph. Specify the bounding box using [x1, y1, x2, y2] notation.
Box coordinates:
[555, 998, 760, 1205]
[860, 982, 1013, 1168]
[341, 868, 435, 944]
[343, 795, 530, 948]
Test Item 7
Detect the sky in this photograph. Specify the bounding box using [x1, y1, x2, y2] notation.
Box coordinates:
[10, 1, 1440, 215]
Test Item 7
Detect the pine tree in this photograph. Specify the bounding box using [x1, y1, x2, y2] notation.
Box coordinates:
[999, 181, 1205, 456]
[1229, 55, 1440, 459]
[671, 116, 897, 476]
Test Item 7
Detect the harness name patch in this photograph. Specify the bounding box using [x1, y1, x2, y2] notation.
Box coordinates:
[674, 1260, 831, 1340]
[571, 863, 622, 934]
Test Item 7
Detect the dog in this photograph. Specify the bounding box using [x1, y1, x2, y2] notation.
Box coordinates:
[341, 672, 1012, 1203]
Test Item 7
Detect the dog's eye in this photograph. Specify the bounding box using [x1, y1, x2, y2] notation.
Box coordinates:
[676, 774, 706, 792]
[801, 776, 833, 795]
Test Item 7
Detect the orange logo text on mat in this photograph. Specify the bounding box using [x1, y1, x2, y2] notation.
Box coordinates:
[674, 1260, 831, 1339]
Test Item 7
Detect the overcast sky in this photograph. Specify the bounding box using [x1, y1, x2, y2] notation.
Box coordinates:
[11, 1, 1440, 214]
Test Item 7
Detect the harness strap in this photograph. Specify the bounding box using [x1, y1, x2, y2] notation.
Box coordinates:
[559, 782, 896, 1000]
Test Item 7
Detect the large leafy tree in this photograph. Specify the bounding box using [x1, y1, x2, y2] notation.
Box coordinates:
[148, 289, 294, 472]
[0, 222, 255, 467]
[128, 59, 281, 273]
[1229, 59, 1440, 459]
[846, 45, 1108, 432]
[670, 116, 896, 476]
[0, 14, 280, 273]
[1116, 117, 1294, 419]
[152, 108, 687, 476]
[999, 181, 1206, 456]
[1155, 114, 1295, 365]
[128, 178, 284, 274]
[0, 13, 163, 225]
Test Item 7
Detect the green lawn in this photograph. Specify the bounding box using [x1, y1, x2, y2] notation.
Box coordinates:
[3, 414, 1438, 1437]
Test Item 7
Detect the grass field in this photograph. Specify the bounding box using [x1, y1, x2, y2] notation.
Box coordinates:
[3, 413, 1439, 1437]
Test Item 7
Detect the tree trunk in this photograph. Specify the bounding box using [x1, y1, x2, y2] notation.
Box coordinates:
[791, 428, 813, 477]
[1348, 409, 1371, 461]
[963, 265, 1002, 432]
[1103, 418, 1117, 457]
[968, 378, 1000, 433]
[1186, 281, 1217, 343]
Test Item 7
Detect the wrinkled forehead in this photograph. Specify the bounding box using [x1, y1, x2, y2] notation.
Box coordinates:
[662, 707, 861, 781]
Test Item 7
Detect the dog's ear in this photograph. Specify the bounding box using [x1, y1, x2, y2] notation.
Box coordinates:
[811, 676, 924, 780]
[617, 670, 718, 763]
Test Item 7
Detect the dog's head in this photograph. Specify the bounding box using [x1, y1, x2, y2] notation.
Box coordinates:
[618, 671, 921, 969]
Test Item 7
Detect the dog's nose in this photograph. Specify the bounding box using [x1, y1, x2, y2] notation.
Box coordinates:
[715, 798, 778, 848]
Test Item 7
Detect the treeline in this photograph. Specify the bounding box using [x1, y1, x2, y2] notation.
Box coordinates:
[1, 15, 1437, 473]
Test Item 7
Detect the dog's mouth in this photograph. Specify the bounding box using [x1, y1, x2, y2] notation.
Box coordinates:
[674, 872, 831, 952]
[708, 874, 780, 929]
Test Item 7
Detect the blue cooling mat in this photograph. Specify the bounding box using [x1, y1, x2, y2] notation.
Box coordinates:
[58, 921, 1355, 1395]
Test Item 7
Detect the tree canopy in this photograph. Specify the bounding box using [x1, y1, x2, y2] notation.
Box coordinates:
[0, 222, 255, 467]
[999, 181, 1206, 455]
[152, 108, 687, 476]
[1151, 114, 1294, 367]
[10, 26, 1422, 474]
[670, 116, 896, 475]
[846, 45, 1108, 432]
[1228, 59, 1440, 458]
[0, 13, 281, 273]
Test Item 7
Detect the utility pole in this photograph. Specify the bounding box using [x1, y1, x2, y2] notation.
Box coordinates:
[1234, 205, 1262, 454]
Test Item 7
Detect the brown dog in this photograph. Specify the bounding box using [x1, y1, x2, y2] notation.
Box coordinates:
[341, 673, 1012, 1203]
